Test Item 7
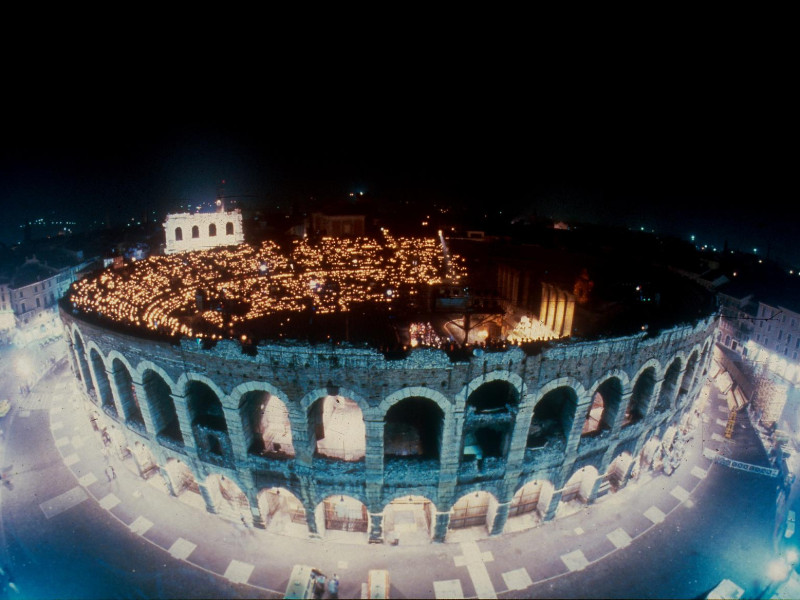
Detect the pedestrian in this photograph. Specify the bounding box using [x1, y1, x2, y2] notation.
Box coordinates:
[328, 573, 339, 599]
[313, 573, 326, 599]
[105, 465, 116, 481]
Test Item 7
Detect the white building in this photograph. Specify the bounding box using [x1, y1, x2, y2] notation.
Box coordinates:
[163, 204, 244, 255]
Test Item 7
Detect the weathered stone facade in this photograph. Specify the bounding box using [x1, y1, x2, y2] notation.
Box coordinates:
[60, 306, 715, 543]
[163, 209, 244, 255]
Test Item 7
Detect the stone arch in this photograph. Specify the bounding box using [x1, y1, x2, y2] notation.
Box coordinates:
[527, 385, 579, 450]
[449, 490, 499, 533]
[257, 487, 307, 536]
[655, 357, 683, 412]
[626, 364, 658, 425]
[174, 227, 183, 241]
[507, 479, 555, 529]
[458, 370, 526, 408]
[226, 221, 234, 235]
[237, 388, 295, 458]
[582, 376, 625, 436]
[88, 346, 116, 416]
[205, 473, 250, 522]
[384, 396, 444, 459]
[191, 225, 199, 238]
[164, 458, 204, 510]
[607, 451, 633, 489]
[184, 379, 230, 461]
[679, 349, 700, 400]
[560, 465, 599, 507]
[315, 494, 369, 537]
[208, 223, 217, 237]
[139, 366, 182, 444]
[71, 328, 95, 397]
[110, 356, 144, 429]
[382, 494, 437, 544]
[303, 388, 366, 462]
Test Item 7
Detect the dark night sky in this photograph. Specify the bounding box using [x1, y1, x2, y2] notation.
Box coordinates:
[1, 88, 795, 266]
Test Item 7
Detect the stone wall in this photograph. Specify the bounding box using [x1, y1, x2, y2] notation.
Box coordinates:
[60, 307, 716, 541]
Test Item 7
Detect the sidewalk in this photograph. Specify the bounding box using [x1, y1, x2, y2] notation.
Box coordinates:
[25, 367, 751, 598]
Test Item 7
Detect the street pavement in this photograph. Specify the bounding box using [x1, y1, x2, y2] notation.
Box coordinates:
[0, 347, 787, 599]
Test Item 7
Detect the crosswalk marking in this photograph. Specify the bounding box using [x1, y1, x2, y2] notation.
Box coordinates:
[78, 473, 97, 486]
[607, 528, 632, 548]
[691, 466, 708, 479]
[671, 486, 690, 503]
[99, 493, 120, 510]
[40, 486, 88, 519]
[168, 538, 196, 560]
[224, 559, 254, 584]
[644, 506, 666, 524]
[433, 579, 464, 599]
[502, 568, 532, 591]
[454, 542, 496, 599]
[63, 453, 80, 466]
[561, 549, 589, 571]
[130, 516, 153, 535]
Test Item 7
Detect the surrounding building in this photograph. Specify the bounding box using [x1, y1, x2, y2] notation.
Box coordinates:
[163, 203, 244, 255]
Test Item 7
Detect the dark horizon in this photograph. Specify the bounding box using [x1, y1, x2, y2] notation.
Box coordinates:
[2, 117, 795, 266]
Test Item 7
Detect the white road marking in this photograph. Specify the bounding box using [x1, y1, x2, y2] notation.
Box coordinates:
[433, 579, 464, 599]
[130, 516, 153, 535]
[168, 538, 197, 560]
[224, 559, 254, 584]
[561, 549, 589, 571]
[644, 506, 666, 524]
[502, 568, 532, 591]
[671, 485, 690, 503]
[63, 453, 80, 466]
[78, 473, 98, 486]
[99, 493, 120, 510]
[607, 527, 632, 548]
[455, 541, 496, 599]
[40, 486, 88, 519]
[691, 466, 708, 479]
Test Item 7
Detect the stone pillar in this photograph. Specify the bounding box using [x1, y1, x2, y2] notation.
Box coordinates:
[564, 392, 593, 456]
[610, 391, 634, 435]
[198, 482, 218, 514]
[171, 394, 197, 451]
[432, 511, 451, 542]
[250, 499, 266, 529]
[554, 290, 566, 336]
[545, 285, 557, 331]
[130, 380, 158, 436]
[159, 465, 177, 496]
[562, 292, 575, 336]
[539, 283, 550, 325]
[490, 501, 511, 535]
[223, 406, 249, 463]
[290, 411, 313, 467]
[369, 512, 384, 543]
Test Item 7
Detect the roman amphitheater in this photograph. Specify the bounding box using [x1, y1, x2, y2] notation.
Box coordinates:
[58, 224, 716, 545]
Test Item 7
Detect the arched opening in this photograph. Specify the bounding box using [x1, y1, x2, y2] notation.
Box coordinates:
[558, 466, 599, 517]
[463, 380, 519, 466]
[607, 452, 633, 489]
[680, 351, 699, 401]
[206, 474, 250, 522]
[73, 333, 95, 399]
[175, 227, 183, 241]
[528, 387, 577, 450]
[226, 222, 234, 235]
[308, 395, 365, 461]
[186, 381, 229, 461]
[240, 391, 295, 457]
[625, 368, 656, 426]
[449, 491, 496, 534]
[142, 370, 182, 444]
[383, 496, 436, 544]
[466, 380, 520, 413]
[582, 378, 623, 436]
[191, 225, 199, 238]
[111, 359, 144, 429]
[316, 495, 369, 540]
[656, 360, 682, 412]
[639, 435, 663, 473]
[507, 480, 555, 532]
[384, 397, 443, 459]
[165, 458, 204, 511]
[129, 442, 160, 482]
[208, 223, 217, 237]
[257, 488, 307, 537]
[89, 349, 116, 416]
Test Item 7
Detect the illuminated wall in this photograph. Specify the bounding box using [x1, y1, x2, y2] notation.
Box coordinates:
[163, 209, 244, 255]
